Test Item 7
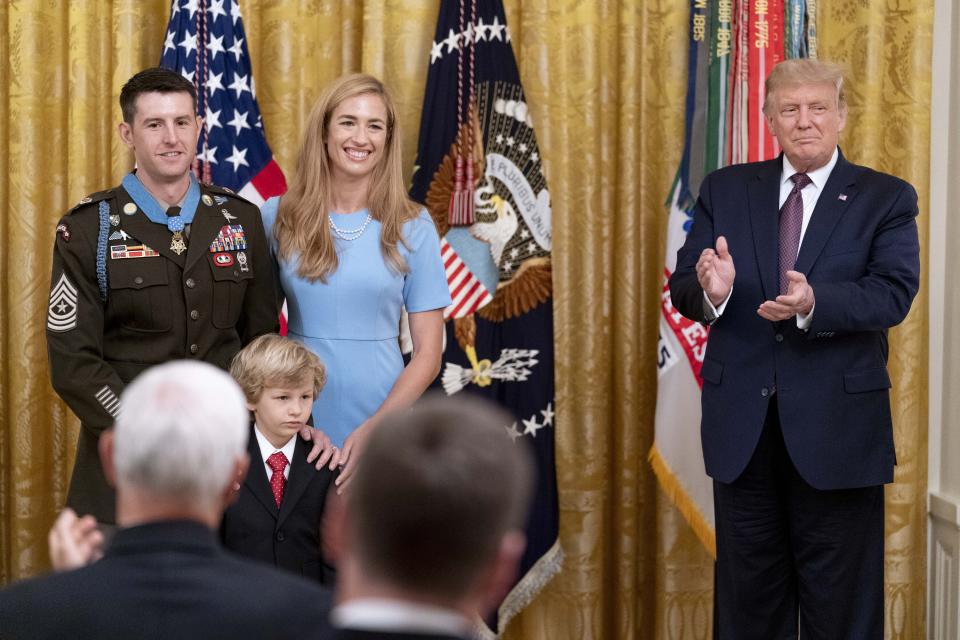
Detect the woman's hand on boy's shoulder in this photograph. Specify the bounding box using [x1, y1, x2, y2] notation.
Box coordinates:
[300, 426, 341, 470]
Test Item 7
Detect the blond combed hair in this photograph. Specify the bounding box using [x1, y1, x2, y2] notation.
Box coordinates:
[274, 73, 420, 282]
[230, 334, 327, 403]
[763, 58, 847, 115]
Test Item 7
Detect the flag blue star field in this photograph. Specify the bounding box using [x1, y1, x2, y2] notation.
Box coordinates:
[159, 0, 286, 204]
[410, 2, 561, 635]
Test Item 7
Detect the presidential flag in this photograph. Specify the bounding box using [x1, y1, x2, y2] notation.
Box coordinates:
[410, 1, 561, 636]
[650, 0, 812, 557]
[159, 0, 286, 205]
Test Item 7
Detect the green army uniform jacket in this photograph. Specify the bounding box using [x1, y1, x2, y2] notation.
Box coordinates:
[46, 181, 279, 523]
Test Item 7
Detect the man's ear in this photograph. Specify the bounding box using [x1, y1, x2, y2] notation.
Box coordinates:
[222, 453, 250, 508]
[476, 531, 526, 618]
[98, 430, 117, 489]
[117, 121, 134, 149]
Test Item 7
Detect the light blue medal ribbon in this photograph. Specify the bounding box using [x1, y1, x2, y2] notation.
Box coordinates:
[121, 172, 201, 231]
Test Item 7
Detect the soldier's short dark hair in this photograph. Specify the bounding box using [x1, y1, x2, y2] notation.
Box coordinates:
[120, 67, 197, 123]
[348, 394, 534, 598]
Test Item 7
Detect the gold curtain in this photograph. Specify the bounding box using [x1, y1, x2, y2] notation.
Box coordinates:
[0, 1, 931, 638]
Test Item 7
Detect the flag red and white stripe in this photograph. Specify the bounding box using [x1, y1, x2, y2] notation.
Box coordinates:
[441, 238, 494, 319]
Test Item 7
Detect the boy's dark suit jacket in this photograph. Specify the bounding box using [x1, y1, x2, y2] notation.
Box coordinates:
[221, 424, 336, 584]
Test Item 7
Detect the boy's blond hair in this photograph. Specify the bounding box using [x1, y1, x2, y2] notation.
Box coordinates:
[230, 334, 327, 403]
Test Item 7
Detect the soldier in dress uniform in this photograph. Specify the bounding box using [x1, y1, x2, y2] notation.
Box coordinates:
[45, 68, 280, 524]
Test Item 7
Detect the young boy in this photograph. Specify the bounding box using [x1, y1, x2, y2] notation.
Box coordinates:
[222, 334, 337, 584]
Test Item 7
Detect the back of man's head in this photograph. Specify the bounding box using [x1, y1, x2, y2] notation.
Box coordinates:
[111, 360, 248, 514]
[346, 394, 534, 601]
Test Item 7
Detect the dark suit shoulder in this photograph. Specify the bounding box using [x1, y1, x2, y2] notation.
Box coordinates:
[220, 547, 330, 592]
[216, 551, 333, 619]
[703, 157, 780, 185]
[849, 162, 914, 193]
[293, 440, 338, 483]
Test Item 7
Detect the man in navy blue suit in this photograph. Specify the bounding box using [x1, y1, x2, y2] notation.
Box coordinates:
[669, 58, 920, 639]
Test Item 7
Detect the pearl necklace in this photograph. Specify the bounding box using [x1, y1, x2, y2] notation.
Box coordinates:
[328, 213, 373, 241]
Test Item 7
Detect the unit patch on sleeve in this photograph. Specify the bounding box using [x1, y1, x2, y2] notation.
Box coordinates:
[47, 273, 79, 332]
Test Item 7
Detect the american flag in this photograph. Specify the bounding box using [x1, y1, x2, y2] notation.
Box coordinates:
[159, 0, 286, 205]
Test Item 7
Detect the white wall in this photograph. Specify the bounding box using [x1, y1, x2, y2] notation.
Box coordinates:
[928, 0, 960, 636]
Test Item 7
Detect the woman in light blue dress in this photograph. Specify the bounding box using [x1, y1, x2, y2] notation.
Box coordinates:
[262, 74, 450, 488]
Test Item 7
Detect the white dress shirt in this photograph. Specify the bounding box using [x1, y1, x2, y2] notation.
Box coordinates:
[703, 147, 839, 329]
[331, 598, 471, 636]
[253, 426, 296, 481]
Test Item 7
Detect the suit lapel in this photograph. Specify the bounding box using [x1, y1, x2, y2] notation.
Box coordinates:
[277, 438, 315, 527]
[747, 158, 783, 301]
[115, 188, 186, 268]
[245, 426, 280, 518]
[793, 152, 860, 276]
[184, 189, 223, 272]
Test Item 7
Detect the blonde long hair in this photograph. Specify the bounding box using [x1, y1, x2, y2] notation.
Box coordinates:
[275, 74, 420, 282]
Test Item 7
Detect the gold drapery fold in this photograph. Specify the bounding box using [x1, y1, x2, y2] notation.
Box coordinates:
[0, 2, 931, 638]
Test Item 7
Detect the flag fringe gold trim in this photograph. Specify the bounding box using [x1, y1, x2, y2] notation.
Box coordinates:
[648, 445, 717, 557]
[475, 539, 564, 639]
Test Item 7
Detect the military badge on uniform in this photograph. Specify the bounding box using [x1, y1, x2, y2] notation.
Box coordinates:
[213, 252, 234, 267]
[56, 223, 71, 242]
[209, 225, 247, 252]
[170, 234, 187, 255]
[108, 230, 132, 242]
[47, 273, 78, 332]
[165, 208, 188, 255]
[202, 194, 214, 206]
[95, 385, 121, 418]
[214, 195, 228, 205]
[221, 208, 237, 222]
[111, 244, 159, 259]
[123, 202, 138, 215]
[109, 215, 120, 227]
[237, 251, 249, 272]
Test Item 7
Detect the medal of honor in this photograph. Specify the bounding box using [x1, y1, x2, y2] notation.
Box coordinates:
[166, 209, 188, 255]
[170, 231, 187, 255]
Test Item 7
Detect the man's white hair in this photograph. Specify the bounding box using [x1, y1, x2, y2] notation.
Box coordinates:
[112, 360, 248, 509]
